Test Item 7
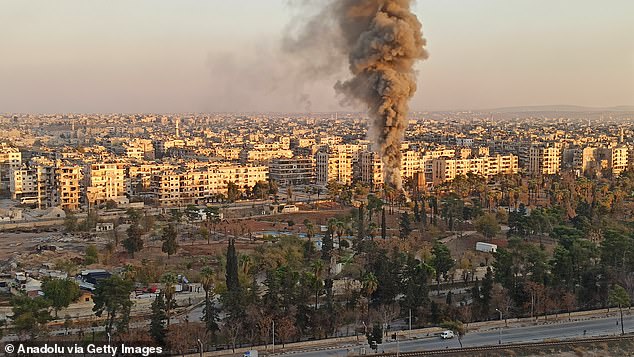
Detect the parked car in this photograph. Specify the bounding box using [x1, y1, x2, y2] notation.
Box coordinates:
[440, 330, 455, 339]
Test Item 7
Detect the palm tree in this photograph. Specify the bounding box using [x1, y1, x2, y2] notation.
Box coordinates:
[121, 264, 137, 282]
[239, 254, 251, 276]
[304, 219, 315, 242]
[311, 260, 325, 310]
[362, 272, 378, 321]
[161, 272, 178, 326]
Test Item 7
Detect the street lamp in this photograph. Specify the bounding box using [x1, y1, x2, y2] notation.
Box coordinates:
[197, 338, 203, 357]
[495, 308, 503, 345]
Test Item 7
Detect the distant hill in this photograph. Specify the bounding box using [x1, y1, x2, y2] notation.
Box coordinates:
[484, 105, 634, 113]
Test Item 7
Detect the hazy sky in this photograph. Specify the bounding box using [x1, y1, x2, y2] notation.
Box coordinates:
[1, 0, 633, 113]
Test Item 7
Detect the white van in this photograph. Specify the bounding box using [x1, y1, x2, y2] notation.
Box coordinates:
[440, 330, 455, 339]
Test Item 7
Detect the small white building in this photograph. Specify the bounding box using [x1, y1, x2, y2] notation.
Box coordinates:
[476, 242, 497, 253]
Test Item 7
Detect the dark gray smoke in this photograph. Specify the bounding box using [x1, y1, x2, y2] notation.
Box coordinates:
[286, 0, 428, 189]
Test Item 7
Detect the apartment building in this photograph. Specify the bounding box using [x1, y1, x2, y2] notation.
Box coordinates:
[315, 145, 362, 185]
[10, 165, 51, 207]
[239, 147, 293, 163]
[0, 146, 22, 191]
[150, 164, 269, 207]
[269, 157, 315, 186]
[358, 151, 383, 189]
[528, 143, 561, 175]
[431, 154, 518, 185]
[578, 146, 629, 177]
[55, 164, 82, 211]
[85, 163, 127, 205]
[9, 158, 81, 211]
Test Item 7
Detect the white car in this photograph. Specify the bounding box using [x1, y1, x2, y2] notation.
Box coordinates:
[440, 330, 455, 339]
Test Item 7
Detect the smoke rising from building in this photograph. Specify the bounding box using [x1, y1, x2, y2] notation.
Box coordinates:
[286, 0, 428, 189]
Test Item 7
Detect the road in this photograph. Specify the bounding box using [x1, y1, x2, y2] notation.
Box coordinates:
[273, 314, 634, 356]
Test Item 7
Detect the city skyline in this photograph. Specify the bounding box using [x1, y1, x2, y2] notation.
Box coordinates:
[1, 0, 633, 113]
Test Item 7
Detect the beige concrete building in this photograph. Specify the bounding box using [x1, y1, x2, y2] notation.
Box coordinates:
[315, 145, 362, 185]
[56, 164, 82, 211]
[0, 146, 22, 191]
[528, 143, 561, 175]
[432, 154, 518, 185]
[151, 164, 269, 207]
[269, 157, 315, 186]
[85, 163, 127, 205]
[579, 146, 629, 177]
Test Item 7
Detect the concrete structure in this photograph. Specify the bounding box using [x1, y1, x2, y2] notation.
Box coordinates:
[431, 154, 518, 184]
[85, 163, 127, 205]
[151, 164, 268, 207]
[0, 145, 22, 191]
[315, 145, 362, 185]
[269, 157, 315, 186]
[528, 143, 561, 175]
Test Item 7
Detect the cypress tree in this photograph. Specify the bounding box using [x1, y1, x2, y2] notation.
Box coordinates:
[149, 292, 167, 346]
[381, 208, 387, 240]
[225, 239, 240, 292]
[322, 228, 334, 261]
[358, 203, 365, 242]
[413, 199, 420, 222]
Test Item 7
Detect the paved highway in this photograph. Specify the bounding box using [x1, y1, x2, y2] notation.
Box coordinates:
[274, 314, 634, 356]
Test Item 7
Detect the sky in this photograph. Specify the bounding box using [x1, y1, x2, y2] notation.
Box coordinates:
[1, 0, 633, 113]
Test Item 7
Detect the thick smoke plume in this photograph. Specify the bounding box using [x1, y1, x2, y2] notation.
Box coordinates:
[286, 0, 428, 190]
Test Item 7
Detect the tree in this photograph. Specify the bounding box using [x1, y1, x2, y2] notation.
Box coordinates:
[321, 228, 334, 261]
[226, 181, 242, 202]
[276, 316, 297, 348]
[10, 295, 51, 339]
[41, 278, 81, 318]
[474, 213, 501, 240]
[303, 219, 315, 242]
[126, 208, 142, 224]
[200, 267, 219, 338]
[84, 244, 99, 265]
[608, 284, 630, 335]
[367, 323, 383, 346]
[161, 224, 179, 259]
[399, 212, 412, 239]
[161, 273, 178, 327]
[431, 241, 455, 291]
[123, 223, 144, 258]
[64, 214, 78, 232]
[400, 256, 431, 319]
[93, 275, 134, 335]
[149, 292, 167, 346]
[381, 208, 387, 239]
[225, 239, 240, 293]
[311, 260, 325, 310]
[358, 203, 366, 242]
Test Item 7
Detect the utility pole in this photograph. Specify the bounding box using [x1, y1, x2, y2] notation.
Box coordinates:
[409, 309, 412, 331]
[272, 320, 275, 353]
[496, 308, 503, 345]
